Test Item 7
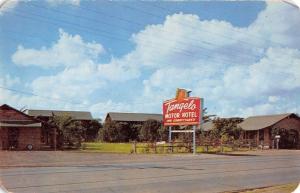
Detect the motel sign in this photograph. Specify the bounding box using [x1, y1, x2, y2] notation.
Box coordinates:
[163, 88, 203, 155]
[163, 97, 201, 126]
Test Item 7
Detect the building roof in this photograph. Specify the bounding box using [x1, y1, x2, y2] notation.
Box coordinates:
[0, 104, 41, 127]
[0, 104, 36, 121]
[201, 121, 214, 131]
[27, 109, 93, 120]
[238, 113, 295, 131]
[106, 112, 163, 122]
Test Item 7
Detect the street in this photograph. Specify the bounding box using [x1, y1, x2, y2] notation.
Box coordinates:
[0, 150, 300, 193]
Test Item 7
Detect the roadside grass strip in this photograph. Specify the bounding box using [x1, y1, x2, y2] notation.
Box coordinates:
[226, 183, 299, 193]
[81, 142, 252, 154]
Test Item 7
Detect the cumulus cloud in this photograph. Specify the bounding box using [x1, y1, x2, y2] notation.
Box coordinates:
[6, 2, 300, 118]
[135, 2, 300, 117]
[9, 29, 141, 112]
[31, 62, 106, 100]
[12, 29, 104, 68]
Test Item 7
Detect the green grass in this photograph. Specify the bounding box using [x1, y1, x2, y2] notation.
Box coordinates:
[235, 183, 299, 193]
[81, 142, 251, 154]
[82, 142, 133, 153]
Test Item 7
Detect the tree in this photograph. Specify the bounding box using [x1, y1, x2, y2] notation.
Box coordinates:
[82, 119, 103, 142]
[210, 117, 243, 143]
[130, 123, 142, 141]
[100, 121, 132, 142]
[158, 125, 169, 141]
[47, 114, 85, 149]
[139, 119, 161, 142]
[202, 108, 216, 123]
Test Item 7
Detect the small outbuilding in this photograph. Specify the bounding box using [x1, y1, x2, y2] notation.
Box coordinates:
[0, 104, 42, 150]
[239, 113, 300, 149]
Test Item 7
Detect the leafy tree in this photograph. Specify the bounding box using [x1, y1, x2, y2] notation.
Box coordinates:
[82, 119, 103, 142]
[139, 119, 161, 142]
[100, 121, 132, 142]
[210, 117, 243, 143]
[47, 114, 85, 149]
[158, 125, 169, 141]
[130, 123, 142, 141]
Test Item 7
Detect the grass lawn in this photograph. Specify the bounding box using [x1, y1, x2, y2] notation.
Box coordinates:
[229, 183, 299, 193]
[81, 142, 250, 154]
[82, 142, 133, 153]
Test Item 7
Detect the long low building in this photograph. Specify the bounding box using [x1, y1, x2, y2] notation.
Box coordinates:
[239, 113, 300, 149]
[26, 109, 94, 145]
[105, 112, 162, 124]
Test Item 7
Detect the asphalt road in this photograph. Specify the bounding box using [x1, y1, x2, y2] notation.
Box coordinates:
[0, 150, 300, 193]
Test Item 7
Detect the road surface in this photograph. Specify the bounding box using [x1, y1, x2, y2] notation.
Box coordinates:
[0, 150, 300, 193]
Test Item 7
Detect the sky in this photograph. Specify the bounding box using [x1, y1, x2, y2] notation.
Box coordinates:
[0, 0, 300, 120]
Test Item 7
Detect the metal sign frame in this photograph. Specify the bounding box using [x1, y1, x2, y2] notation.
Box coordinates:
[168, 98, 204, 155]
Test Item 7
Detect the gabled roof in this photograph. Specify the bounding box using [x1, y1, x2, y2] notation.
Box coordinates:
[106, 112, 162, 122]
[238, 113, 296, 131]
[27, 109, 93, 120]
[0, 104, 41, 127]
[0, 104, 36, 121]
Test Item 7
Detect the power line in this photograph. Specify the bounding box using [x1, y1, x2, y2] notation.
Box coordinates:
[26, 1, 257, 62]
[0, 85, 164, 108]
[97, 2, 262, 60]
[0, 85, 84, 105]
[147, 3, 292, 46]
[3, 9, 258, 66]
[116, 2, 288, 52]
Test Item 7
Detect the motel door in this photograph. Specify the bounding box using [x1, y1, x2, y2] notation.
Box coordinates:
[8, 127, 19, 150]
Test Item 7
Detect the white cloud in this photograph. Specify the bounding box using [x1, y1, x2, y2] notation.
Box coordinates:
[10, 29, 141, 112]
[98, 56, 140, 82]
[89, 100, 133, 119]
[6, 2, 300, 119]
[132, 2, 300, 117]
[268, 96, 280, 103]
[0, 0, 80, 16]
[0, 0, 19, 15]
[12, 29, 104, 68]
[0, 74, 20, 87]
[31, 62, 106, 100]
[46, 0, 80, 6]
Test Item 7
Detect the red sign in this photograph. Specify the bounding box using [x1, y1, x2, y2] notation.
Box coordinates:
[163, 97, 201, 126]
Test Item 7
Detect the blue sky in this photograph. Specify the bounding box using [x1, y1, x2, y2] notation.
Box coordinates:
[1, 0, 300, 119]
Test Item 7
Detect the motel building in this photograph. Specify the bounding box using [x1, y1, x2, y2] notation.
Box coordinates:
[0, 104, 42, 150]
[26, 109, 94, 146]
[105, 112, 162, 124]
[239, 113, 300, 149]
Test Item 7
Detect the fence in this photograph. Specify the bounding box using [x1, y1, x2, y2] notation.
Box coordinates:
[131, 139, 258, 154]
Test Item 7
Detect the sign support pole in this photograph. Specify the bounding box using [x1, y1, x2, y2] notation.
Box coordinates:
[168, 126, 172, 153]
[193, 125, 196, 155]
[168, 126, 172, 143]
